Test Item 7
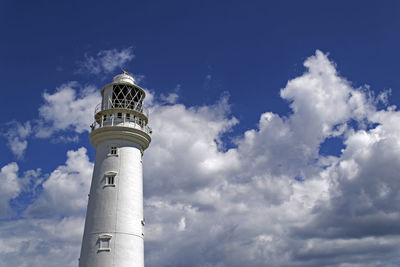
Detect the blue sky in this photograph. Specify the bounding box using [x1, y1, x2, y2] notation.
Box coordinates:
[2, 0, 400, 168]
[1, 1, 400, 266]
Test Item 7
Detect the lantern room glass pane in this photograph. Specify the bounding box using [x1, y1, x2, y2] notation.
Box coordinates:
[112, 84, 143, 110]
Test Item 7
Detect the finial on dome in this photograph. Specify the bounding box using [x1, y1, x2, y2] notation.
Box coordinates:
[120, 67, 132, 77]
[113, 68, 135, 85]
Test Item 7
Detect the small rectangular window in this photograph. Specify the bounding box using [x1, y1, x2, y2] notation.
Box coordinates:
[100, 238, 110, 248]
[117, 112, 122, 119]
[126, 113, 130, 120]
[103, 115, 106, 121]
[110, 146, 117, 155]
[98, 235, 112, 251]
[104, 171, 117, 187]
[106, 175, 115, 185]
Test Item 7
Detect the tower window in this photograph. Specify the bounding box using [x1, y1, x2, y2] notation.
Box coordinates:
[98, 234, 112, 251]
[110, 146, 118, 155]
[104, 171, 117, 187]
[106, 175, 115, 185]
[117, 112, 122, 119]
[103, 115, 106, 121]
[126, 113, 130, 120]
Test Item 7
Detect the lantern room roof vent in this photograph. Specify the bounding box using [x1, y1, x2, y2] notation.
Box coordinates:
[113, 70, 135, 85]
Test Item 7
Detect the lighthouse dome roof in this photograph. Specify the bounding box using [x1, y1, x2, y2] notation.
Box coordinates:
[113, 72, 135, 85]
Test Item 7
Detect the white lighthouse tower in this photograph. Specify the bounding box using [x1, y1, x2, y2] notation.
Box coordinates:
[79, 71, 151, 267]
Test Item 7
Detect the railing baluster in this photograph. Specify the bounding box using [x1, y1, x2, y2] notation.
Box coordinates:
[93, 101, 151, 134]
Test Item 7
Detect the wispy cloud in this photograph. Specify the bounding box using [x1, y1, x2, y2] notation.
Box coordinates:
[2, 121, 32, 159]
[77, 47, 134, 75]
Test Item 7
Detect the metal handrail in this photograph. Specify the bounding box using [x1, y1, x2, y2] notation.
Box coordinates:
[94, 101, 149, 118]
[90, 118, 152, 135]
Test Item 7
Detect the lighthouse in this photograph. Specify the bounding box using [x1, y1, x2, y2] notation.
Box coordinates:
[79, 72, 151, 267]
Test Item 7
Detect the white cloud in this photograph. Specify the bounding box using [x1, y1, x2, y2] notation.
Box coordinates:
[78, 47, 134, 75]
[280, 50, 373, 149]
[1, 81, 100, 158]
[0, 161, 40, 218]
[2, 47, 133, 156]
[2, 47, 135, 157]
[159, 92, 179, 104]
[142, 50, 400, 266]
[158, 84, 180, 104]
[144, 94, 239, 196]
[26, 147, 93, 216]
[2, 121, 31, 158]
[0, 148, 91, 267]
[2, 50, 400, 266]
[0, 216, 84, 267]
[36, 82, 101, 138]
[0, 162, 22, 217]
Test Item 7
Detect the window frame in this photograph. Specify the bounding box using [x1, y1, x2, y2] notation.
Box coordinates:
[98, 234, 112, 252]
[104, 171, 117, 187]
[107, 175, 115, 185]
[108, 146, 118, 157]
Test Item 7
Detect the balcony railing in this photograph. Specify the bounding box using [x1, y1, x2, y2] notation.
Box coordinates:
[95, 100, 149, 118]
[90, 116, 152, 135]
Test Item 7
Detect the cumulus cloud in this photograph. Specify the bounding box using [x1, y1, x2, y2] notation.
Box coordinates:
[2, 50, 400, 267]
[145, 94, 239, 196]
[0, 216, 85, 267]
[36, 82, 101, 137]
[0, 148, 92, 267]
[26, 147, 93, 216]
[293, 117, 400, 241]
[78, 47, 134, 75]
[141, 50, 400, 266]
[0, 162, 23, 217]
[0, 161, 41, 218]
[1, 81, 100, 159]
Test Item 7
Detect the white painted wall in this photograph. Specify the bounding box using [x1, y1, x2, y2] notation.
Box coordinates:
[80, 73, 150, 267]
[79, 139, 145, 267]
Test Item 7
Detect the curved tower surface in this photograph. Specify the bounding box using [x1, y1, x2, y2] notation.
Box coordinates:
[79, 72, 151, 267]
